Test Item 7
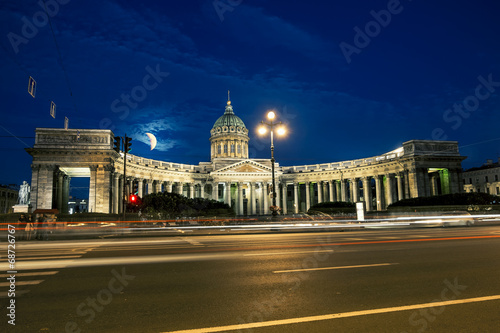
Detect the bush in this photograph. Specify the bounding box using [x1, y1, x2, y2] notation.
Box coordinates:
[307, 201, 355, 215]
[388, 193, 500, 208]
[140, 192, 234, 219]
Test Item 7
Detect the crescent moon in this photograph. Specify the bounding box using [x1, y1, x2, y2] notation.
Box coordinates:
[146, 133, 157, 151]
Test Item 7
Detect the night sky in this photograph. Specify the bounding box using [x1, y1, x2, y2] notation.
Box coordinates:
[1, 0, 500, 192]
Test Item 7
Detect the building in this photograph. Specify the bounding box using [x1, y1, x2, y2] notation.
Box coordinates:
[26, 98, 466, 215]
[0, 185, 18, 214]
[462, 158, 500, 195]
[68, 197, 88, 214]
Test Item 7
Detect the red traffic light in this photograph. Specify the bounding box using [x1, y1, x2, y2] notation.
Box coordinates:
[130, 194, 137, 203]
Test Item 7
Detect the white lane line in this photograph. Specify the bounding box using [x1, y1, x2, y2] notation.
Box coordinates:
[161, 294, 500, 333]
[244, 250, 334, 257]
[273, 263, 397, 274]
[0, 280, 44, 287]
[0, 290, 30, 298]
[0, 271, 58, 278]
[181, 237, 204, 246]
[9, 255, 82, 261]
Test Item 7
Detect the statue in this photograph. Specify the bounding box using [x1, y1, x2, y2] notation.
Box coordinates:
[18, 181, 30, 205]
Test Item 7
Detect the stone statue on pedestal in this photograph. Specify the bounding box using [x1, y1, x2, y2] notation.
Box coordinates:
[18, 181, 30, 205]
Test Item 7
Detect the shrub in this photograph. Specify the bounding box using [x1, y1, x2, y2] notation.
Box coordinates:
[388, 193, 500, 208]
[307, 201, 355, 215]
[140, 192, 234, 219]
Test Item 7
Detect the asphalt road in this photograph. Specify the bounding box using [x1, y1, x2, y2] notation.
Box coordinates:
[2, 226, 500, 332]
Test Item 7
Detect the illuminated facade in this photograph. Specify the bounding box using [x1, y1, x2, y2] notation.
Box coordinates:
[26, 99, 466, 215]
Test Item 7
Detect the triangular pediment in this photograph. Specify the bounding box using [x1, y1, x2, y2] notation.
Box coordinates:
[213, 160, 272, 174]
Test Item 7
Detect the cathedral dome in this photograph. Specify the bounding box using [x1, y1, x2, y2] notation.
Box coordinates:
[212, 101, 247, 130]
[210, 98, 249, 160]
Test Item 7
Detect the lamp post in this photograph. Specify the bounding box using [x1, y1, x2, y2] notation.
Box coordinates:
[258, 111, 286, 217]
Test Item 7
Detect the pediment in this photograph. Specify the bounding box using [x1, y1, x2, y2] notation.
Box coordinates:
[213, 160, 272, 174]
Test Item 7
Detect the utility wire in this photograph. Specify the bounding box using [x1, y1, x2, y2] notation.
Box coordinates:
[41, 0, 79, 117]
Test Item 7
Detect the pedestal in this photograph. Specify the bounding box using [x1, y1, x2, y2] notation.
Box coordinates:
[13, 204, 32, 213]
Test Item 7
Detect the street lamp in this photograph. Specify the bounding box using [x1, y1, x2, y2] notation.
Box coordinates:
[258, 111, 286, 217]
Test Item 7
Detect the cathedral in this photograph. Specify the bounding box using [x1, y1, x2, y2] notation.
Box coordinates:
[26, 98, 466, 215]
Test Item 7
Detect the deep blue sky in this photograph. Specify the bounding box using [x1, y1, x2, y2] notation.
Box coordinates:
[1, 0, 500, 188]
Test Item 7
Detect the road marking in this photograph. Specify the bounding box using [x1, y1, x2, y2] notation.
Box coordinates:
[12, 255, 83, 261]
[0, 271, 58, 278]
[244, 249, 334, 257]
[161, 294, 500, 333]
[0, 290, 30, 298]
[181, 237, 204, 246]
[273, 263, 397, 274]
[0, 280, 44, 287]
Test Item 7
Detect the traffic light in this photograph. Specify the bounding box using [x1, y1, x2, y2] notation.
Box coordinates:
[113, 136, 121, 153]
[124, 136, 132, 153]
[129, 194, 137, 204]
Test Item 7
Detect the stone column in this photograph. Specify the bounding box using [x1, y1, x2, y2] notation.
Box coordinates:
[178, 182, 184, 196]
[145, 179, 153, 195]
[225, 182, 231, 207]
[128, 178, 133, 195]
[200, 182, 205, 199]
[363, 177, 372, 211]
[113, 173, 120, 214]
[166, 181, 173, 193]
[430, 173, 439, 196]
[238, 182, 244, 215]
[351, 178, 360, 203]
[408, 168, 426, 198]
[336, 181, 342, 201]
[293, 182, 299, 214]
[29, 164, 40, 210]
[305, 181, 311, 212]
[137, 179, 144, 198]
[449, 168, 462, 194]
[276, 182, 281, 209]
[57, 172, 64, 211]
[317, 181, 323, 203]
[62, 174, 70, 214]
[189, 183, 195, 199]
[282, 183, 288, 215]
[386, 174, 395, 207]
[397, 173, 404, 201]
[88, 165, 97, 213]
[263, 182, 269, 214]
[329, 181, 336, 202]
[340, 179, 347, 202]
[212, 182, 219, 200]
[375, 175, 384, 211]
[250, 182, 256, 215]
